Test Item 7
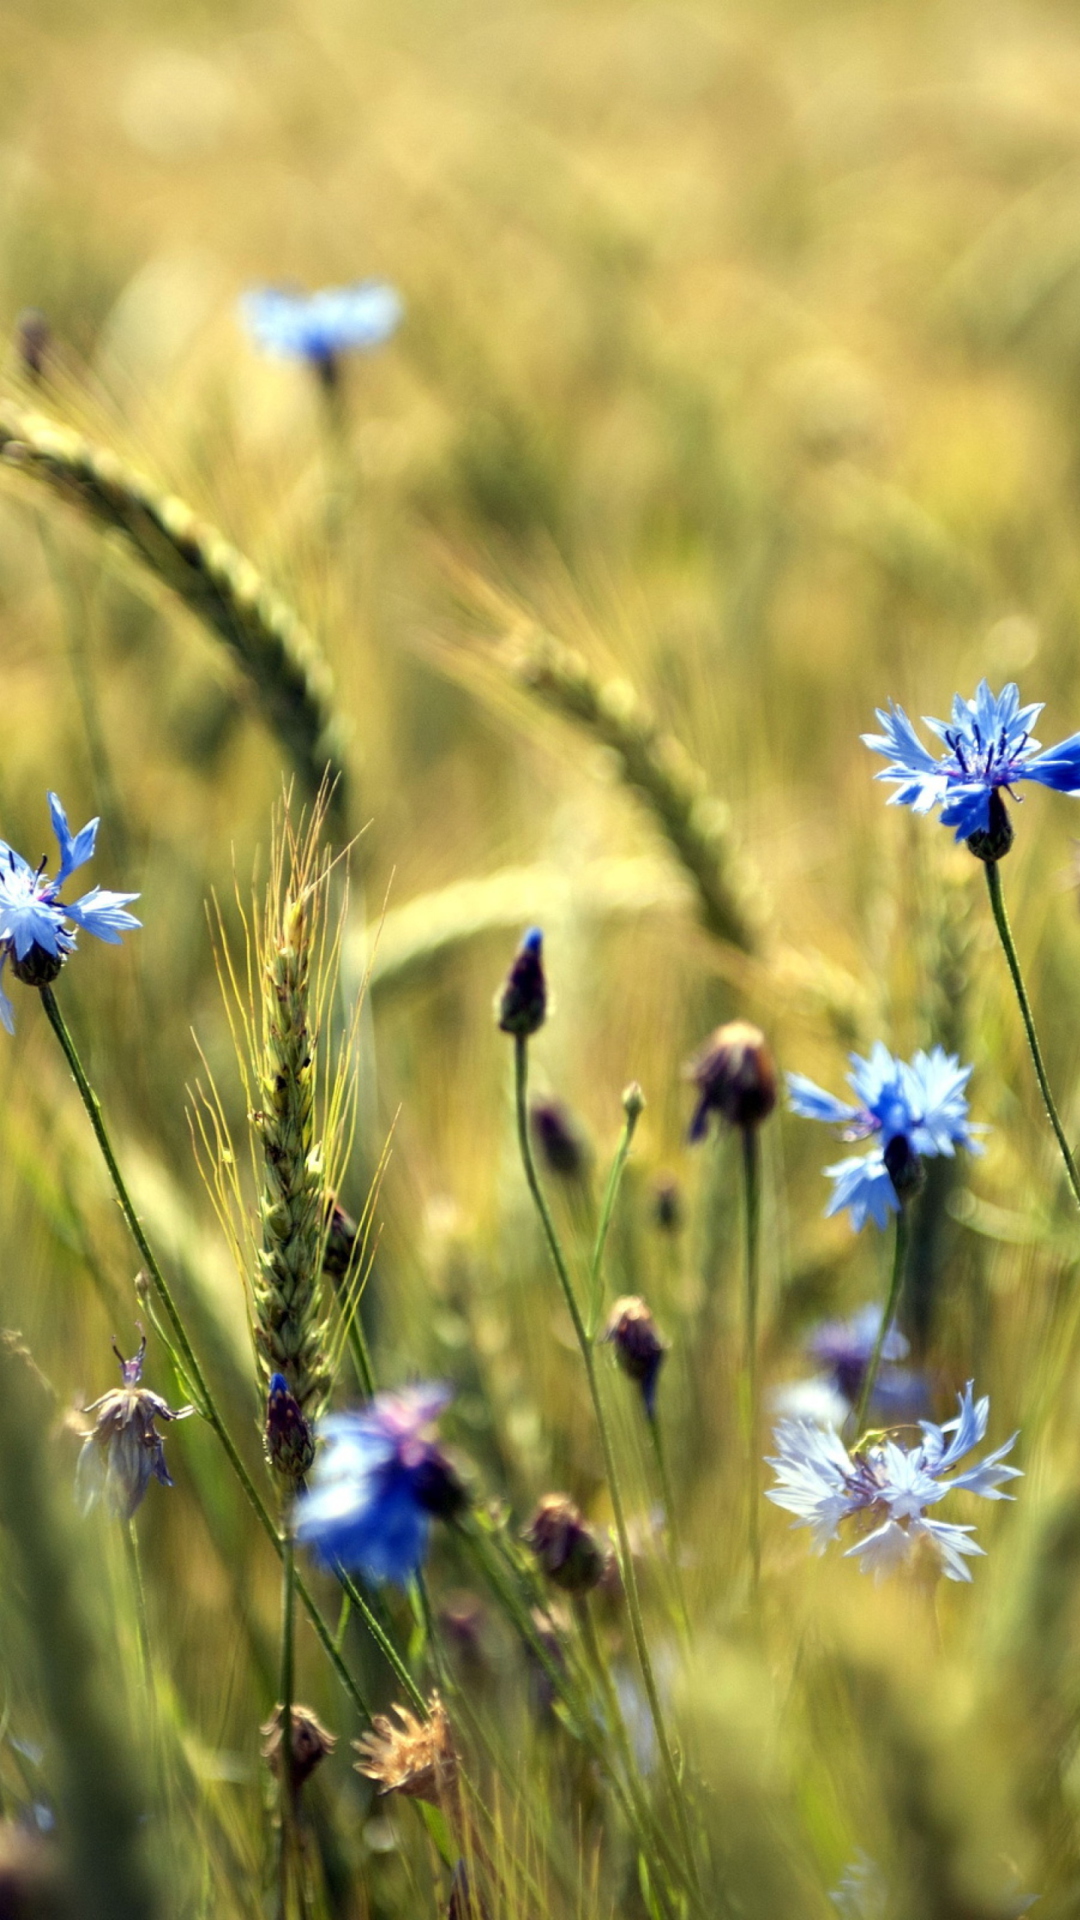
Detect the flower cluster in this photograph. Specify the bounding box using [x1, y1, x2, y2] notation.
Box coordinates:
[293, 1384, 464, 1586]
[0, 792, 139, 1031]
[787, 1042, 978, 1231]
[766, 1383, 1021, 1582]
[863, 679, 1080, 845]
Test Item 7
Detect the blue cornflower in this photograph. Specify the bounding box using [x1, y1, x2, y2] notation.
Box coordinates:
[293, 1384, 464, 1586]
[787, 1042, 979, 1231]
[0, 792, 140, 1031]
[771, 1305, 928, 1428]
[240, 282, 403, 374]
[863, 680, 1080, 843]
[766, 1381, 1021, 1582]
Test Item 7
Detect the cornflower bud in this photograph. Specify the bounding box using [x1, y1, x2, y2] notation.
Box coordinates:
[265, 1371, 315, 1480]
[530, 1099, 589, 1179]
[687, 1020, 777, 1140]
[260, 1703, 337, 1787]
[15, 308, 50, 383]
[497, 928, 546, 1036]
[652, 1174, 683, 1234]
[523, 1494, 610, 1593]
[603, 1296, 667, 1418]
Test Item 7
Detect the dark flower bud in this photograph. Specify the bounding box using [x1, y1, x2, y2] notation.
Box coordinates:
[323, 1197, 358, 1281]
[523, 1494, 611, 1593]
[497, 928, 546, 1037]
[603, 1296, 667, 1417]
[530, 1099, 589, 1179]
[265, 1372, 316, 1480]
[261, 1703, 337, 1787]
[965, 788, 1014, 864]
[622, 1081, 646, 1124]
[410, 1449, 470, 1520]
[883, 1132, 925, 1203]
[10, 944, 64, 988]
[687, 1021, 777, 1140]
[652, 1174, 683, 1235]
[15, 309, 50, 383]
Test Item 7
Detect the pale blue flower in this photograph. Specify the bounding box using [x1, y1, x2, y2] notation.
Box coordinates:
[240, 282, 403, 368]
[0, 792, 140, 1031]
[294, 1384, 459, 1586]
[863, 680, 1080, 841]
[830, 1853, 886, 1919]
[771, 1305, 929, 1429]
[766, 1382, 1021, 1582]
[787, 1042, 979, 1230]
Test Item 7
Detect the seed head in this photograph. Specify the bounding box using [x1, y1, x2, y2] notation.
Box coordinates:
[603, 1296, 667, 1418]
[497, 928, 546, 1037]
[523, 1494, 611, 1593]
[354, 1695, 457, 1807]
[261, 1703, 337, 1787]
[687, 1021, 777, 1139]
[76, 1338, 194, 1520]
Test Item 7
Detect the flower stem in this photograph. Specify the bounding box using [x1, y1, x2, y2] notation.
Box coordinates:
[740, 1125, 761, 1595]
[512, 1035, 701, 1904]
[852, 1206, 910, 1438]
[38, 984, 371, 1721]
[277, 1533, 296, 1920]
[586, 1099, 640, 1337]
[984, 860, 1080, 1211]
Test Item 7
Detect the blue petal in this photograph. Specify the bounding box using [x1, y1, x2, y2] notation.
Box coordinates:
[64, 889, 141, 945]
[0, 956, 13, 1035]
[822, 1151, 899, 1232]
[785, 1072, 859, 1127]
[938, 783, 992, 839]
[1022, 731, 1080, 794]
[48, 792, 98, 886]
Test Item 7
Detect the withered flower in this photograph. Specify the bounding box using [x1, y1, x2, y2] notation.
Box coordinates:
[687, 1021, 777, 1140]
[76, 1338, 194, 1520]
[260, 1703, 337, 1787]
[354, 1694, 457, 1808]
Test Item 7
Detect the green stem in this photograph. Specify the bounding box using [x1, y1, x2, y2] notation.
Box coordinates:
[741, 1126, 761, 1595]
[984, 860, 1080, 1211]
[587, 1098, 640, 1336]
[646, 1413, 691, 1645]
[336, 1571, 427, 1717]
[39, 985, 370, 1722]
[278, 1534, 296, 1920]
[512, 1036, 700, 1903]
[852, 1206, 910, 1439]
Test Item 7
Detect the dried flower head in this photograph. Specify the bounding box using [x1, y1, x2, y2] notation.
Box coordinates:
[523, 1494, 611, 1593]
[76, 1338, 194, 1521]
[687, 1021, 777, 1139]
[260, 1703, 337, 1787]
[496, 928, 546, 1037]
[354, 1695, 457, 1807]
[603, 1296, 667, 1418]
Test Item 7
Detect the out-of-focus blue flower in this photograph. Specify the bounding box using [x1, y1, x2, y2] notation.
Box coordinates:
[294, 1384, 458, 1586]
[787, 1042, 978, 1231]
[863, 680, 1080, 841]
[240, 282, 403, 369]
[830, 1853, 886, 1919]
[773, 1306, 929, 1430]
[0, 792, 140, 1031]
[766, 1382, 1021, 1582]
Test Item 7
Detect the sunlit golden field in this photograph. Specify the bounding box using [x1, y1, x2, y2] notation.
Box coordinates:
[7, 0, 1080, 1915]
